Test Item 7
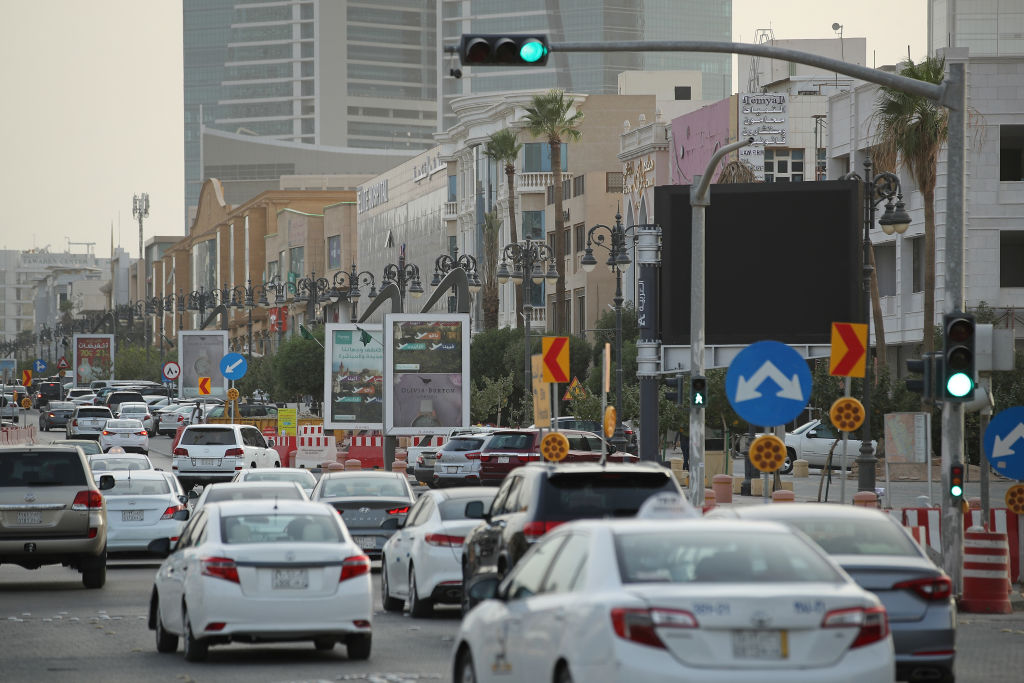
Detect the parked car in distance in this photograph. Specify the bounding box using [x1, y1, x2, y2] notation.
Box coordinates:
[171, 424, 280, 488]
[205, 403, 279, 420]
[432, 432, 496, 488]
[104, 470, 189, 554]
[230, 467, 317, 496]
[530, 416, 639, 454]
[99, 419, 150, 454]
[708, 503, 953, 683]
[39, 401, 75, 431]
[66, 405, 113, 439]
[146, 499, 373, 661]
[381, 487, 498, 617]
[116, 401, 156, 435]
[0, 445, 115, 588]
[462, 462, 684, 597]
[478, 429, 638, 485]
[310, 471, 416, 559]
[767, 419, 878, 474]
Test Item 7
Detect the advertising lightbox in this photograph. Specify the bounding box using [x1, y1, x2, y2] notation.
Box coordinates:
[324, 323, 383, 431]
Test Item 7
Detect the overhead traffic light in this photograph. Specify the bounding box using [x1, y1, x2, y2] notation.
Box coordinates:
[943, 312, 976, 401]
[691, 376, 707, 407]
[458, 35, 550, 67]
[949, 463, 965, 499]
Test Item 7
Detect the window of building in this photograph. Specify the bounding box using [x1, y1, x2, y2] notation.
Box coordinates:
[606, 172, 623, 193]
[289, 247, 304, 279]
[547, 185, 555, 205]
[816, 148, 827, 181]
[522, 211, 544, 240]
[573, 175, 585, 197]
[1000, 231, 1024, 287]
[1000, 125, 1024, 181]
[563, 178, 572, 199]
[523, 143, 568, 173]
[674, 86, 692, 100]
[564, 227, 571, 255]
[448, 175, 457, 202]
[449, 236, 457, 258]
[911, 238, 924, 293]
[763, 149, 805, 183]
[267, 260, 279, 280]
[574, 223, 585, 252]
[328, 236, 341, 269]
[575, 289, 586, 334]
[529, 281, 545, 307]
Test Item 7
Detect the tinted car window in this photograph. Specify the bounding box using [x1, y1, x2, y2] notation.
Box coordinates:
[180, 428, 238, 446]
[77, 408, 112, 417]
[322, 476, 408, 498]
[784, 517, 920, 557]
[443, 437, 486, 451]
[537, 471, 678, 521]
[486, 433, 534, 450]
[0, 452, 87, 486]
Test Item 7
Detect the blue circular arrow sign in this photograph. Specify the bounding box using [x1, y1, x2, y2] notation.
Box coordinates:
[984, 406, 1024, 481]
[219, 352, 248, 381]
[726, 340, 813, 427]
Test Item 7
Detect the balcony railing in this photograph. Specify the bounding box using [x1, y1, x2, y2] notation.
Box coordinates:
[444, 201, 458, 219]
[515, 172, 553, 193]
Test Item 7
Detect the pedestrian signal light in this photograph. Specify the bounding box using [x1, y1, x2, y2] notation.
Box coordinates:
[949, 463, 965, 499]
[943, 312, 975, 401]
[690, 376, 707, 407]
[458, 35, 550, 66]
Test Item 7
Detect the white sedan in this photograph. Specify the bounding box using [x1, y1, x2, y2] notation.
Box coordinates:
[380, 486, 497, 617]
[452, 518, 894, 683]
[104, 470, 189, 553]
[99, 418, 150, 454]
[147, 499, 373, 662]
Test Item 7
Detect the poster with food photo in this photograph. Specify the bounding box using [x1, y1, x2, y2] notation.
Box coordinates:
[72, 334, 114, 387]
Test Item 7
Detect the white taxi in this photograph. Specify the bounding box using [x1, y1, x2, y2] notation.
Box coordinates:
[452, 518, 894, 683]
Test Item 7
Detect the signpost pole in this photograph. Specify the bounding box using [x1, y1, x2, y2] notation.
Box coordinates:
[841, 377, 850, 504]
[980, 375, 992, 525]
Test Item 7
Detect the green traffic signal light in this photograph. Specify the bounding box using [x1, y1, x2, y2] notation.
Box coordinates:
[950, 483, 964, 497]
[946, 371, 973, 398]
[519, 39, 547, 63]
[949, 463, 965, 499]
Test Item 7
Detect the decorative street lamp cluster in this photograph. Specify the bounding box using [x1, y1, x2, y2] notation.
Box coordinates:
[431, 249, 483, 293]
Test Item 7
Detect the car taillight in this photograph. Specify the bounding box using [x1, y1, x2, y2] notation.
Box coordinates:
[464, 452, 481, 460]
[224, 448, 244, 457]
[611, 607, 698, 648]
[160, 506, 183, 520]
[522, 521, 563, 540]
[893, 576, 952, 601]
[821, 606, 889, 648]
[521, 453, 541, 462]
[415, 455, 424, 465]
[48, 412, 55, 418]
[173, 447, 189, 457]
[137, 431, 148, 436]
[425, 533, 464, 547]
[71, 490, 103, 510]
[340, 554, 370, 582]
[177, 415, 184, 423]
[479, 454, 491, 462]
[101, 430, 113, 436]
[386, 506, 409, 515]
[201, 557, 239, 583]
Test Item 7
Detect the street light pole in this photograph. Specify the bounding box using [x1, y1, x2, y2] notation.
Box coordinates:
[331, 265, 377, 323]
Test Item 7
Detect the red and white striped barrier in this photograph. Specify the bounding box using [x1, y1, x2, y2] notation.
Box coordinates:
[410, 435, 445, 447]
[347, 433, 384, 469]
[0, 426, 37, 446]
[295, 425, 336, 468]
[960, 527, 1013, 613]
[902, 507, 1023, 583]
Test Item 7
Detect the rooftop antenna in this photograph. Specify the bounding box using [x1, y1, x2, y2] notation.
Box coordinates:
[832, 23, 844, 88]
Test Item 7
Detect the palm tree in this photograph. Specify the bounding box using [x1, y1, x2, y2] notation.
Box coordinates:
[483, 129, 523, 328]
[874, 56, 948, 356]
[523, 90, 583, 334]
[480, 209, 501, 330]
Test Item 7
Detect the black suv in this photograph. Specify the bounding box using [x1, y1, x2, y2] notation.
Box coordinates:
[33, 381, 64, 409]
[461, 462, 682, 607]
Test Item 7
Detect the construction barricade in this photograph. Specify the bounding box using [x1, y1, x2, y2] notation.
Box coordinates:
[902, 507, 1023, 583]
[347, 434, 384, 469]
[960, 527, 1013, 613]
[294, 424, 336, 468]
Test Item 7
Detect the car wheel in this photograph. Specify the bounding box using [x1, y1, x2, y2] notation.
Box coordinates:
[454, 647, 477, 683]
[81, 551, 107, 589]
[782, 449, 796, 475]
[154, 596, 179, 653]
[313, 637, 335, 651]
[346, 633, 371, 660]
[380, 558, 404, 612]
[407, 564, 432, 617]
[182, 607, 208, 662]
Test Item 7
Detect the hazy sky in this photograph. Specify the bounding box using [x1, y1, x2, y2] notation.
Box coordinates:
[0, 1, 927, 260]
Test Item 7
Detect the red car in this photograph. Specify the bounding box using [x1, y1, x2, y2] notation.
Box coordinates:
[478, 429, 638, 485]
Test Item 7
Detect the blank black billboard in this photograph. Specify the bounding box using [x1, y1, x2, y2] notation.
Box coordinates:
[656, 181, 861, 346]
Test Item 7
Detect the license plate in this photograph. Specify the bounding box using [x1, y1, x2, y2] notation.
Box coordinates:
[353, 536, 377, 549]
[120, 433, 131, 438]
[121, 510, 145, 522]
[497, 456, 509, 463]
[732, 630, 787, 659]
[16, 511, 42, 524]
[447, 466, 458, 473]
[198, 458, 219, 466]
[272, 568, 309, 589]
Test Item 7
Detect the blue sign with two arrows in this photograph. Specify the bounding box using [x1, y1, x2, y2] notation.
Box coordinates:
[984, 406, 1024, 481]
[726, 340, 813, 427]
[33, 359, 47, 374]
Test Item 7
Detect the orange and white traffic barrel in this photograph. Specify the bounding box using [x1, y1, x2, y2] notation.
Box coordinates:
[959, 526, 1013, 614]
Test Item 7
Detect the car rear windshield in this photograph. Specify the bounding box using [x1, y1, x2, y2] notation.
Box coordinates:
[91, 457, 150, 471]
[485, 433, 534, 450]
[321, 476, 408, 498]
[242, 471, 316, 487]
[782, 517, 921, 557]
[180, 428, 238, 446]
[0, 452, 86, 487]
[538, 471, 678, 520]
[443, 437, 486, 452]
[221, 513, 342, 544]
[615, 530, 843, 584]
[439, 493, 497, 520]
[106, 478, 170, 496]
[48, 402, 74, 411]
[38, 383, 63, 396]
[206, 486, 304, 504]
[106, 420, 143, 430]
[77, 408, 112, 417]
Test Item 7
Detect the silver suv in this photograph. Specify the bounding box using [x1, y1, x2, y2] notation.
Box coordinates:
[67, 406, 113, 439]
[0, 445, 115, 588]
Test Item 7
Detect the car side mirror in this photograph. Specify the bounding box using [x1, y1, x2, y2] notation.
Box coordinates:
[379, 517, 401, 530]
[178, 495, 189, 505]
[147, 537, 172, 557]
[172, 509, 190, 521]
[607, 442, 617, 454]
[266, 437, 276, 447]
[97, 474, 115, 491]
[465, 574, 502, 609]
[187, 490, 199, 500]
[464, 500, 485, 519]
[808, 431, 818, 438]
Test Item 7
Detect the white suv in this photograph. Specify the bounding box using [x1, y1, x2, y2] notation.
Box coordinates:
[171, 424, 280, 487]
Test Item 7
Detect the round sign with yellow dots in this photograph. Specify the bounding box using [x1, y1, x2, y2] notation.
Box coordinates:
[1006, 484, 1024, 515]
[20, 397, 32, 410]
[227, 387, 240, 401]
[830, 397, 865, 432]
[749, 434, 787, 473]
[603, 406, 617, 438]
[540, 431, 570, 462]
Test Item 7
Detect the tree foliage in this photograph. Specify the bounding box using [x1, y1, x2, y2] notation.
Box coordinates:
[272, 329, 325, 401]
